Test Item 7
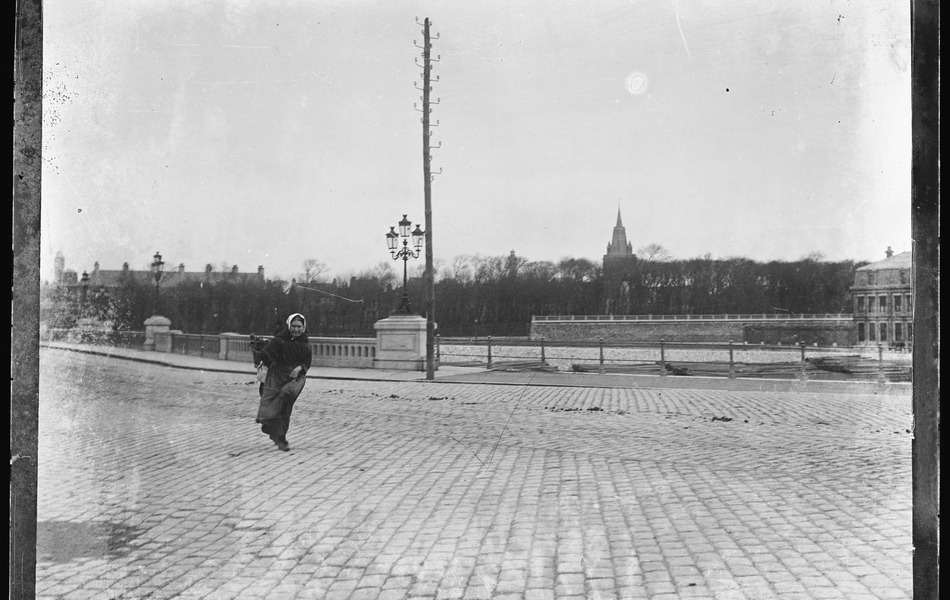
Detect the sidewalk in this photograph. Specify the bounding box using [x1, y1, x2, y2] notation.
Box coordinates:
[42, 341, 910, 395]
[41, 341, 490, 381]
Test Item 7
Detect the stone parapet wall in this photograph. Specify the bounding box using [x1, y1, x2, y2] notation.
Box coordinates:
[531, 318, 855, 345]
[531, 320, 746, 343]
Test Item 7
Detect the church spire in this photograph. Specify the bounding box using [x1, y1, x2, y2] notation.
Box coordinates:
[606, 208, 633, 256]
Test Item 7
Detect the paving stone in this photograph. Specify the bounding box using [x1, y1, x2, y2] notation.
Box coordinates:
[676, 586, 717, 598]
[409, 581, 441, 596]
[525, 589, 556, 600]
[643, 570, 673, 583]
[555, 582, 587, 596]
[644, 581, 678, 596]
[462, 585, 493, 600]
[587, 577, 617, 591]
[556, 573, 586, 586]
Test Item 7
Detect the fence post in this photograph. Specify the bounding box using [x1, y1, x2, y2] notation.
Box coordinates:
[728, 340, 736, 379]
[659, 339, 666, 377]
[799, 341, 807, 382]
[540, 336, 546, 365]
[599, 337, 605, 374]
[487, 336, 493, 369]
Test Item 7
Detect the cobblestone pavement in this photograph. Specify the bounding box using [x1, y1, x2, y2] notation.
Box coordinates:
[36, 347, 912, 599]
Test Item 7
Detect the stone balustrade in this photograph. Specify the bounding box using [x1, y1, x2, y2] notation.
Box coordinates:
[217, 333, 376, 368]
[44, 323, 400, 370]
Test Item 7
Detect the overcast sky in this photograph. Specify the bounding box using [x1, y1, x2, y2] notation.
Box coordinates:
[41, 0, 911, 282]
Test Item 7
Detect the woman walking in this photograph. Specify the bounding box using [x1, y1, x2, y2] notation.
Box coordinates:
[254, 313, 312, 451]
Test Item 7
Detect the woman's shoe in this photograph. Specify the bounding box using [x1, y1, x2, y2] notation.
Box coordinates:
[277, 439, 290, 452]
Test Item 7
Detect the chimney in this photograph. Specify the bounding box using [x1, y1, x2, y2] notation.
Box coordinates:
[885, 246, 894, 258]
[231, 265, 239, 274]
[122, 262, 129, 273]
[93, 261, 100, 275]
[179, 263, 185, 274]
[257, 265, 265, 278]
[205, 264, 212, 276]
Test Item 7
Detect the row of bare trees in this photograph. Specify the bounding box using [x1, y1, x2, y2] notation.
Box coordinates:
[42, 254, 864, 338]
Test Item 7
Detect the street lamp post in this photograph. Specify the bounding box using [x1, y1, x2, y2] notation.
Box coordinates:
[386, 215, 424, 314]
[150, 251, 165, 315]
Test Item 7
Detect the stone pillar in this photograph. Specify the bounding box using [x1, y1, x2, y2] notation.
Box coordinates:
[373, 314, 429, 371]
[143, 315, 171, 351]
[219, 333, 242, 361]
[155, 330, 178, 353]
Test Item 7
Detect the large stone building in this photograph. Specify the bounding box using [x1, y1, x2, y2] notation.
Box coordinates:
[82, 260, 266, 291]
[850, 247, 913, 348]
[52, 253, 266, 301]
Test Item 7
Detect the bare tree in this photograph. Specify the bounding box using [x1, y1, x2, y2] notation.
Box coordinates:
[300, 259, 329, 285]
[521, 260, 557, 281]
[473, 254, 506, 283]
[449, 254, 475, 283]
[557, 257, 599, 281]
[637, 243, 672, 262]
[408, 263, 426, 279]
[429, 258, 450, 283]
[368, 261, 396, 288]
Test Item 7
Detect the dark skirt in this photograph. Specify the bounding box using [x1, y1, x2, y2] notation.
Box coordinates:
[255, 364, 306, 439]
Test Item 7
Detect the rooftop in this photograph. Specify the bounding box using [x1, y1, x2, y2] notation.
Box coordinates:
[856, 250, 912, 272]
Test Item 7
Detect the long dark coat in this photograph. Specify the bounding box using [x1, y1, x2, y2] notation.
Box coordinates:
[254, 328, 312, 438]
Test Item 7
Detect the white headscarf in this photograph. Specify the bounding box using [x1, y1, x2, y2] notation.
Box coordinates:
[286, 313, 306, 331]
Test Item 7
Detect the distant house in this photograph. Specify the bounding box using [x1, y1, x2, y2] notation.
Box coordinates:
[850, 247, 912, 348]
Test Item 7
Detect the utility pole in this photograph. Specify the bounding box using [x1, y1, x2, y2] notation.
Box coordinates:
[415, 17, 441, 380]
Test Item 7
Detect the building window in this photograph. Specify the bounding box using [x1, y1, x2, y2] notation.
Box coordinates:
[880, 323, 887, 342]
[879, 296, 887, 312]
[867, 272, 875, 285]
[894, 323, 903, 342]
[894, 295, 902, 312]
[857, 296, 865, 313]
[869, 324, 876, 342]
[858, 322, 866, 342]
[906, 294, 912, 311]
[908, 324, 913, 342]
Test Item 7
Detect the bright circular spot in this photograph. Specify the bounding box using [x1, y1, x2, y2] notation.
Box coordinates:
[626, 72, 648, 94]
